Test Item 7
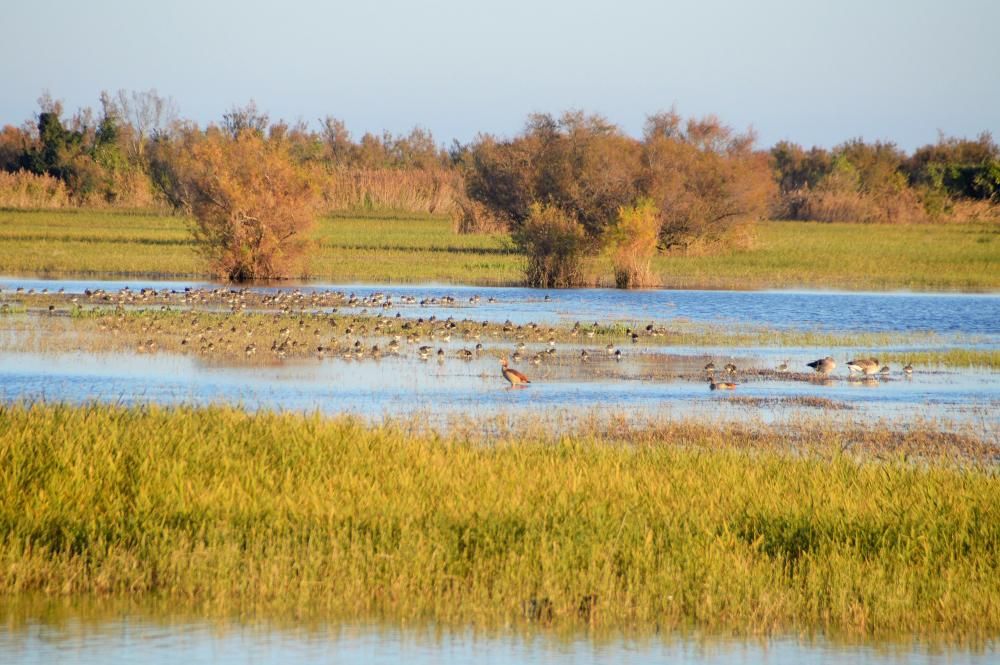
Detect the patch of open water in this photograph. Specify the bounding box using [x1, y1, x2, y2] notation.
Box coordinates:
[3, 276, 999, 333]
[0, 612, 994, 665]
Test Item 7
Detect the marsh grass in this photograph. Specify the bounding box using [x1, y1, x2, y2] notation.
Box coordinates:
[883, 349, 1000, 370]
[0, 210, 996, 290]
[0, 403, 998, 639]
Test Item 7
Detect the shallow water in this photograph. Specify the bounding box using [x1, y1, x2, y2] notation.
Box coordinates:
[0, 348, 996, 428]
[3, 276, 999, 333]
[0, 611, 994, 665]
[1, 278, 998, 427]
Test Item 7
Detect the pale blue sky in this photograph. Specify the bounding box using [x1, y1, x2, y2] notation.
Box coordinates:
[2, 0, 997, 150]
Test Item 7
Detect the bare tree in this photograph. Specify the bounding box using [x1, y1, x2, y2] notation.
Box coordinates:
[221, 100, 269, 139]
[106, 89, 178, 160]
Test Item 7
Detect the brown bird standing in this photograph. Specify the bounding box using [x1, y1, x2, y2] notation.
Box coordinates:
[500, 357, 531, 387]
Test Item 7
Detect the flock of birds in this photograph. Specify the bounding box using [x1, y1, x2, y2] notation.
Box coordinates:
[6, 285, 920, 393]
[500, 352, 916, 391]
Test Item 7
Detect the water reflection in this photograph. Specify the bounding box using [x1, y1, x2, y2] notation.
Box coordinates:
[0, 601, 994, 665]
[0, 349, 996, 427]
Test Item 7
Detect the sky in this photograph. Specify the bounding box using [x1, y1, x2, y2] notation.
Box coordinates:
[2, 0, 998, 151]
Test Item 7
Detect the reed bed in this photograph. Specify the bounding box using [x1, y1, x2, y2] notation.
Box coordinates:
[0, 403, 997, 639]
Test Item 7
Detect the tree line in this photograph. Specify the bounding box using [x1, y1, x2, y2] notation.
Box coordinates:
[1, 91, 997, 285]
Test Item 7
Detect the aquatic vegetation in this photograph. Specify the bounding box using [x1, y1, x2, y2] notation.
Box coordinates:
[0, 403, 997, 639]
[882, 349, 1000, 370]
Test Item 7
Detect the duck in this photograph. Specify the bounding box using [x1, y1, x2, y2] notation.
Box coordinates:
[709, 378, 737, 390]
[807, 357, 837, 375]
[500, 357, 531, 387]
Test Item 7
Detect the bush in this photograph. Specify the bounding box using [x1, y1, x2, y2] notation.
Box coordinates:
[606, 199, 660, 288]
[643, 113, 775, 249]
[0, 170, 70, 208]
[461, 112, 643, 237]
[513, 203, 589, 287]
[162, 128, 317, 282]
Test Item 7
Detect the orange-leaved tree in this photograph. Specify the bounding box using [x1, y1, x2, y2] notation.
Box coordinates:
[168, 127, 317, 282]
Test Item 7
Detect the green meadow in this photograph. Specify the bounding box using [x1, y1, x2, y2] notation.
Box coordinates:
[0, 208, 996, 291]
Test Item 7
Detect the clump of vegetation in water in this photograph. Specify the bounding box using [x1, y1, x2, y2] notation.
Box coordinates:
[0, 403, 997, 638]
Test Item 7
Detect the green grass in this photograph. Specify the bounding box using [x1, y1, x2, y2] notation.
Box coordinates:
[882, 348, 1000, 369]
[650, 221, 1000, 291]
[0, 209, 997, 291]
[1, 403, 998, 639]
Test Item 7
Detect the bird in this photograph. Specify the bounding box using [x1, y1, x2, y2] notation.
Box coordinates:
[709, 378, 737, 390]
[500, 357, 531, 387]
[903, 363, 913, 376]
[776, 360, 789, 373]
[724, 362, 737, 375]
[807, 357, 837, 375]
[879, 365, 891, 375]
[847, 357, 880, 376]
[704, 362, 716, 373]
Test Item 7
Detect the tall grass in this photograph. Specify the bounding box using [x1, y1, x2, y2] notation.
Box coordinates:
[316, 168, 462, 215]
[0, 171, 71, 209]
[1, 404, 998, 638]
[607, 200, 659, 289]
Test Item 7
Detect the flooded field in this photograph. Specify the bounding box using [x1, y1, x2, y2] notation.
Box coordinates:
[1, 278, 997, 428]
[2, 278, 999, 664]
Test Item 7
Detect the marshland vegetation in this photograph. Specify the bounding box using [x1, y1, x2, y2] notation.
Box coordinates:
[1, 403, 998, 639]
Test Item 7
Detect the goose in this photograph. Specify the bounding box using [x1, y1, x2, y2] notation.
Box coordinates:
[500, 357, 531, 387]
[807, 357, 837, 375]
[846, 357, 880, 376]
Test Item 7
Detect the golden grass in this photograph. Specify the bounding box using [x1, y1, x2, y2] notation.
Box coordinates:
[0, 403, 998, 640]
